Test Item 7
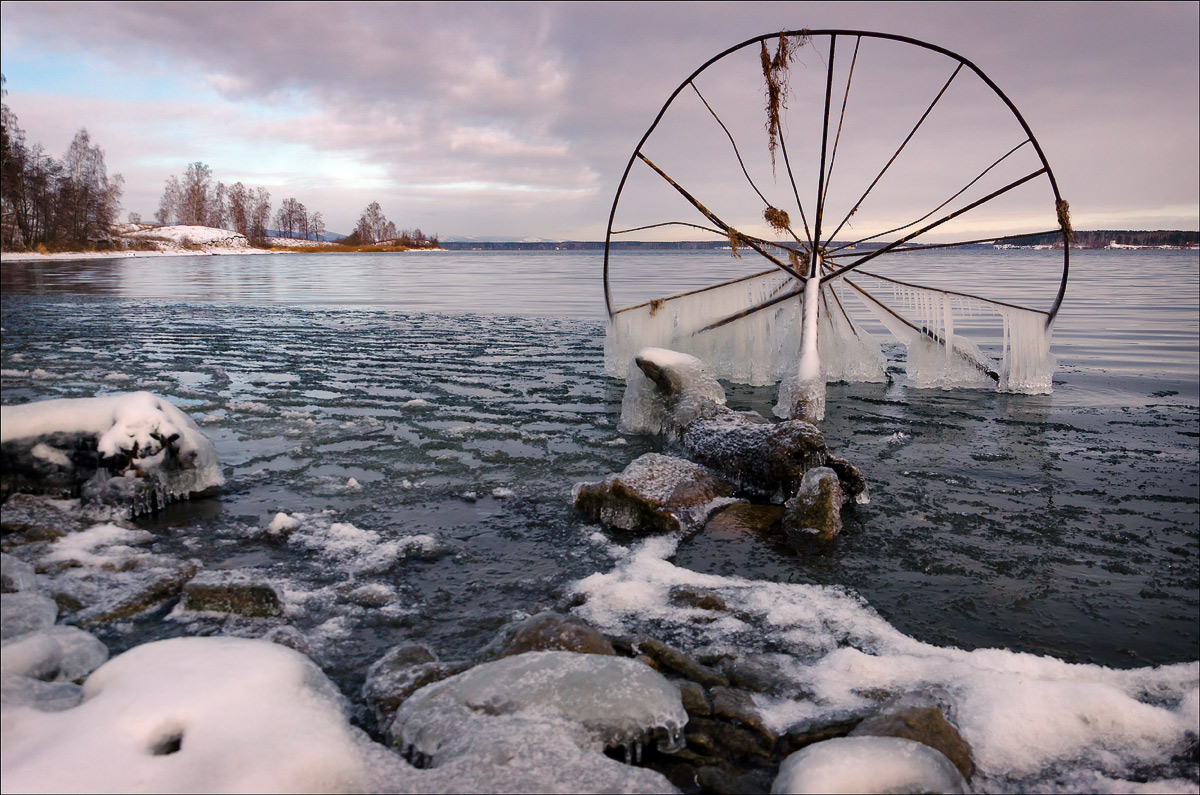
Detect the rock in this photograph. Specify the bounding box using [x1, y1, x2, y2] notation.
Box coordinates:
[362, 644, 471, 724]
[180, 571, 283, 617]
[779, 708, 875, 755]
[850, 705, 975, 780]
[1, 591, 59, 641]
[669, 585, 727, 612]
[686, 717, 773, 759]
[771, 736, 968, 794]
[0, 393, 223, 516]
[573, 453, 737, 534]
[825, 455, 867, 504]
[620, 349, 729, 438]
[697, 764, 773, 795]
[387, 651, 688, 763]
[681, 413, 827, 500]
[710, 686, 778, 745]
[497, 612, 616, 658]
[721, 655, 802, 697]
[636, 637, 729, 688]
[1, 493, 89, 543]
[782, 467, 843, 543]
[2, 552, 37, 593]
[0, 625, 108, 682]
[703, 503, 785, 537]
[78, 561, 198, 624]
[676, 680, 712, 717]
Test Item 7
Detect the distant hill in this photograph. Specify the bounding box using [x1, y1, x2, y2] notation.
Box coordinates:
[1005, 230, 1197, 248]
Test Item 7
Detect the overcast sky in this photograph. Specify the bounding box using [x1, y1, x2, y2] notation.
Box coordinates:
[2, 1, 1197, 239]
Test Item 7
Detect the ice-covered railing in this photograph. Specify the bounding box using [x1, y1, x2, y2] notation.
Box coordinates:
[844, 271, 1055, 393]
[606, 266, 1055, 397]
[605, 269, 802, 386]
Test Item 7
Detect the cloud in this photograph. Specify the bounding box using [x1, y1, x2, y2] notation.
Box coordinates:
[2, 1, 1196, 237]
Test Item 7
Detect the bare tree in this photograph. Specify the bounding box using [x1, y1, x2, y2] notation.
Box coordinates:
[180, 162, 211, 226]
[156, 175, 182, 226]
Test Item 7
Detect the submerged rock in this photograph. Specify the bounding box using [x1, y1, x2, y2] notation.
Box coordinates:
[0, 392, 223, 516]
[782, 467, 844, 543]
[702, 504, 785, 537]
[772, 736, 968, 794]
[180, 570, 284, 618]
[573, 452, 737, 534]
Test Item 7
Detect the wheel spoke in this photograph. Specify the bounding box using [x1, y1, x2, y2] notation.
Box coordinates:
[844, 276, 1000, 381]
[853, 268, 1050, 315]
[612, 220, 725, 236]
[822, 227, 1062, 259]
[612, 268, 780, 315]
[690, 82, 772, 209]
[637, 152, 807, 281]
[824, 62, 965, 246]
[820, 167, 1047, 283]
[825, 139, 1032, 255]
[821, 36, 861, 213]
[698, 283, 805, 332]
[813, 34, 837, 248]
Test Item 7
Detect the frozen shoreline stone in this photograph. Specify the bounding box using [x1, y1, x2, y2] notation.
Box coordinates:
[1, 392, 223, 516]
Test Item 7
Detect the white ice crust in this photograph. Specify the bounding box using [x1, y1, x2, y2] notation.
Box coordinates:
[619, 348, 726, 437]
[572, 537, 1199, 794]
[772, 736, 967, 794]
[1, 392, 224, 498]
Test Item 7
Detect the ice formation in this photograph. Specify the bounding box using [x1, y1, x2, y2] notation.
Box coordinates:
[605, 265, 1056, 401]
[771, 736, 968, 794]
[619, 348, 727, 436]
[389, 651, 688, 765]
[572, 537, 1199, 793]
[0, 392, 224, 510]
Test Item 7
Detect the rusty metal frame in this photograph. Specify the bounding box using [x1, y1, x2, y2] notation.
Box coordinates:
[602, 29, 1070, 329]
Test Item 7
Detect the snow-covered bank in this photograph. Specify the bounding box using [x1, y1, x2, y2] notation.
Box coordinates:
[1, 225, 278, 261]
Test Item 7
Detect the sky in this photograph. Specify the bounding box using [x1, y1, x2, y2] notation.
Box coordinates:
[1, 1, 1197, 240]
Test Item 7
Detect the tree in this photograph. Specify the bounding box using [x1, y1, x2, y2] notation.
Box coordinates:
[355, 201, 389, 243]
[180, 162, 211, 226]
[227, 182, 249, 235]
[308, 211, 325, 242]
[156, 175, 182, 225]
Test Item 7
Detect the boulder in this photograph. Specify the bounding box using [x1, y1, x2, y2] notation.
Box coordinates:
[826, 455, 868, 504]
[782, 467, 844, 543]
[636, 637, 729, 688]
[0, 393, 223, 516]
[682, 413, 827, 500]
[497, 612, 616, 658]
[573, 453, 737, 534]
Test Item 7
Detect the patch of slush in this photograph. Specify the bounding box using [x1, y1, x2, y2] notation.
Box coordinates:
[287, 515, 439, 574]
[572, 537, 1199, 793]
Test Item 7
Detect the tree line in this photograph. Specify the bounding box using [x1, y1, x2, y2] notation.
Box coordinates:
[1, 76, 123, 250]
[344, 200, 437, 247]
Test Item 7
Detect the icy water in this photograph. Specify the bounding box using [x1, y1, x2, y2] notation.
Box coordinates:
[2, 249, 1198, 789]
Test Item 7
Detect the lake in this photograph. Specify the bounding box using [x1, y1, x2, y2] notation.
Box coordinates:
[2, 247, 1197, 792]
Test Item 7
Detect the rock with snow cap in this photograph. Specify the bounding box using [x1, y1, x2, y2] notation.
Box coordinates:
[573, 452, 738, 534]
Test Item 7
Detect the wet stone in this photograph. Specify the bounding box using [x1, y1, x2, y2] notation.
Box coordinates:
[669, 585, 727, 612]
[637, 637, 729, 688]
[180, 571, 283, 618]
[721, 655, 803, 697]
[362, 643, 472, 724]
[79, 562, 198, 625]
[709, 686, 777, 745]
[498, 611, 616, 658]
[680, 413, 827, 500]
[676, 680, 711, 717]
[695, 764, 772, 795]
[702, 503, 784, 538]
[826, 454, 867, 503]
[851, 705, 976, 780]
[686, 717, 773, 759]
[573, 453, 736, 535]
[782, 466, 844, 544]
[780, 707, 876, 755]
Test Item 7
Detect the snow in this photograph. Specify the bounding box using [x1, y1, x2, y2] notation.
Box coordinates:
[286, 516, 439, 574]
[0, 392, 224, 501]
[0, 636, 398, 793]
[572, 537, 1199, 793]
[772, 736, 967, 794]
[43, 523, 153, 568]
[0, 226, 278, 260]
[0, 593, 59, 642]
[618, 348, 727, 437]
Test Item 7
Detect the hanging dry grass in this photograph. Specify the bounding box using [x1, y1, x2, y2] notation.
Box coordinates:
[761, 31, 808, 172]
[727, 228, 743, 258]
[1056, 199, 1075, 242]
[788, 248, 810, 273]
[763, 205, 791, 233]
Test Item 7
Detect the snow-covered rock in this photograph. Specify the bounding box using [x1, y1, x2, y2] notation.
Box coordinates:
[772, 736, 968, 794]
[1, 392, 223, 515]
